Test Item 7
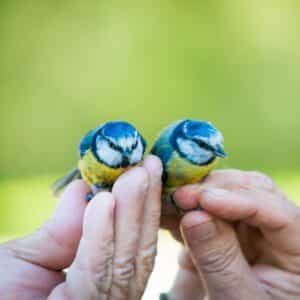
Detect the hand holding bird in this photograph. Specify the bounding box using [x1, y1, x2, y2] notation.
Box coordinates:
[53, 119, 227, 208]
[52, 121, 146, 201]
[151, 119, 227, 211]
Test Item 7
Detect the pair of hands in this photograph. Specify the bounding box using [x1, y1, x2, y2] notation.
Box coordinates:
[0, 156, 162, 300]
[1, 155, 300, 300]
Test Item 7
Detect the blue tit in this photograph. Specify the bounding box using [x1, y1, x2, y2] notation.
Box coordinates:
[52, 121, 146, 200]
[151, 119, 226, 208]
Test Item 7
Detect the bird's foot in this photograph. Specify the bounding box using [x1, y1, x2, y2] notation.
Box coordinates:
[164, 194, 185, 216]
[85, 192, 94, 202]
[85, 184, 112, 202]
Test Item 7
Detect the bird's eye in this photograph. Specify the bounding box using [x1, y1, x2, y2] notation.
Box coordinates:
[108, 141, 114, 148]
[197, 140, 206, 148]
[132, 140, 138, 150]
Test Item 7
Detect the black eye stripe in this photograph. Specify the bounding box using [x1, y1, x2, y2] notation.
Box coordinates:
[108, 141, 122, 151]
[193, 140, 214, 151]
[106, 138, 140, 152]
[132, 140, 138, 150]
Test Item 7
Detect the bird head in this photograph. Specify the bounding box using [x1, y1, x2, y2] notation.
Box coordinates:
[92, 121, 146, 168]
[171, 119, 227, 165]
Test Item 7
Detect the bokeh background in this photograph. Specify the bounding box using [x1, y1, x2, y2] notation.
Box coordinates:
[1, 1, 300, 298]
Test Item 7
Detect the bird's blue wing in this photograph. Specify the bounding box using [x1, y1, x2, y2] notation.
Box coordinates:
[151, 120, 184, 182]
[151, 134, 173, 165]
[151, 120, 184, 162]
[78, 128, 99, 158]
[151, 135, 173, 183]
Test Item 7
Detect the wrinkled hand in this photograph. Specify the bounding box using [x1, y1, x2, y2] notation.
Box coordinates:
[0, 155, 162, 300]
[165, 169, 300, 300]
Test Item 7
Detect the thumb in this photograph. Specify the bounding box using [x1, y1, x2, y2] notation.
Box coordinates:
[2, 180, 89, 270]
[180, 211, 267, 300]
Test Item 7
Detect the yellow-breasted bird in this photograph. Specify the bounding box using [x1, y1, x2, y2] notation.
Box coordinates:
[52, 121, 146, 200]
[151, 119, 226, 208]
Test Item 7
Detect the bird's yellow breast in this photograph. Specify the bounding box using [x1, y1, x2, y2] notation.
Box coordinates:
[78, 150, 127, 186]
[165, 151, 219, 189]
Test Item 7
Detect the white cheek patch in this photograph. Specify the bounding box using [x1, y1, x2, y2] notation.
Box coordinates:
[96, 139, 122, 167]
[130, 139, 143, 164]
[177, 138, 198, 156]
[177, 137, 214, 165]
[209, 131, 224, 148]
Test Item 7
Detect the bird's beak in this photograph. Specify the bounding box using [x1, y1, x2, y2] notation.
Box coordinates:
[214, 145, 227, 158]
[121, 155, 130, 168]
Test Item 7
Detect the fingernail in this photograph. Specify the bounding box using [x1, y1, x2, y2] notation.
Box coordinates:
[183, 220, 218, 244]
[144, 155, 163, 177]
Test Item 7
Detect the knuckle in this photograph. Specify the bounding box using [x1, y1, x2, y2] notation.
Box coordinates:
[200, 253, 242, 291]
[43, 224, 74, 251]
[246, 171, 275, 190]
[236, 171, 253, 189]
[113, 257, 136, 286]
[215, 271, 242, 293]
[93, 241, 114, 282]
[74, 240, 114, 295]
[134, 248, 157, 298]
[196, 241, 240, 280]
[137, 242, 157, 274]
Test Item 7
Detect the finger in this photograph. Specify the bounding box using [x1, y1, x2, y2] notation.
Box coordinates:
[63, 192, 115, 300]
[3, 180, 89, 270]
[181, 211, 267, 300]
[168, 248, 207, 300]
[253, 264, 300, 300]
[110, 167, 149, 300]
[235, 222, 262, 265]
[177, 181, 300, 273]
[160, 199, 182, 242]
[129, 155, 162, 299]
[174, 169, 277, 210]
[204, 169, 276, 191]
[190, 187, 300, 252]
[47, 284, 68, 300]
[173, 184, 201, 210]
[199, 188, 294, 229]
[175, 183, 295, 230]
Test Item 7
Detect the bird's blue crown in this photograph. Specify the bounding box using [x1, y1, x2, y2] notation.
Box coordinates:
[169, 119, 226, 165]
[79, 121, 146, 168]
[183, 120, 218, 139]
[170, 120, 220, 144]
[101, 121, 138, 142]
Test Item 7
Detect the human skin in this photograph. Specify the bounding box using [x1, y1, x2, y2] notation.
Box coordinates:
[162, 169, 300, 300]
[0, 155, 162, 300]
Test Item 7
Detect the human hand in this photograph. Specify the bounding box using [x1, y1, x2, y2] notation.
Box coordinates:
[0, 155, 162, 300]
[167, 169, 300, 300]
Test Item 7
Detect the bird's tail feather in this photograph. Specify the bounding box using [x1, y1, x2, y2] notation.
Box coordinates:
[52, 168, 81, 196]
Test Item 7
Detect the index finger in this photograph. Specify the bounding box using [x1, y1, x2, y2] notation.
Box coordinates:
[173, 169, 278, 210]
[178, 184, 300, 259]
[129, 155, 162, 300]
[110, 167, 149, 300]
[204, 169, 276, 191]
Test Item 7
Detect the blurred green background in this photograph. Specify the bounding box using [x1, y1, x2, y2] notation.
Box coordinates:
[1, 1, 300, 237]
